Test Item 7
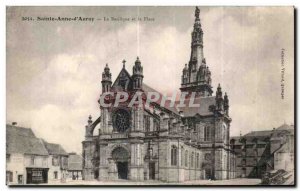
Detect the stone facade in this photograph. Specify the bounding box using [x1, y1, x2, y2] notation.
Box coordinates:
[230, 124, 294, 178]
[82, 7, 235, 182]
[271, 124, 294, 172]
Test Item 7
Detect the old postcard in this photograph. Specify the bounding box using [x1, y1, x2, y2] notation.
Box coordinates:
[6, 6, 295, 186]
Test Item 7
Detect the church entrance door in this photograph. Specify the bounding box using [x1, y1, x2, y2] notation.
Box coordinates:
[117, 162, 128, 179]
[149, 162, 155, 180]
[112, 146, 130, 180]
[205, 169, 212, 180]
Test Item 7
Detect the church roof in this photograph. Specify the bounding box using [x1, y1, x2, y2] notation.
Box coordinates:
[142, 83, 180, 115]
[6, 124, 49, 156]
[110, 66, 216, 117]
[175, 96, 216, 117]
[142, 84, 216, 116]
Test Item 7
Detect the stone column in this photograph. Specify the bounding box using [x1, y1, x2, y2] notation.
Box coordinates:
[129, 143, 144, 181]
[132, 107, 144, 132]
[98, 142, 108, 181]
[83, 141, 96, 180]
[101, 108, 112, 134]
[158, 140, 168, 182]
[144, 162, 149, 180]
[108, 159, 118, 180]
[159, 113, 169, 136]
[129, 106, 145, 181]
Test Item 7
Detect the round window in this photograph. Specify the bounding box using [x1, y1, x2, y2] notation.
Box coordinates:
[112, 109, 131, 132]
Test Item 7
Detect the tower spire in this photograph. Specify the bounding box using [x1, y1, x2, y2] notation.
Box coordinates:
[189, 6, 204, 81]
[180, 7, 212, 97]
[191, 6, 203, 57]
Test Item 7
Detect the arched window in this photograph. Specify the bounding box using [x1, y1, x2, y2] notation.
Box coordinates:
[223, 124, 227, 142]
[204, 126, 210, 141]
[191, 152, 194, 168]
[185, 150, 188, 167]
[153, 120, 159, 132]
[181, 147, 184, 166]
[144, 115, 150, 132]
[171, 146, 177, 166]
[196, 153, 199, 168]
[205, 153, 211, 161]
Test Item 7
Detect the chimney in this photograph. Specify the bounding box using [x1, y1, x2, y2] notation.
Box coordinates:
[12, 122, 17, 126]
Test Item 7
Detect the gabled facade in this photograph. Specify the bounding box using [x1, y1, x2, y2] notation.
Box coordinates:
[6, 124, 49, 185]
[82, 7, 235, 182]
[42, 140, 68, 182]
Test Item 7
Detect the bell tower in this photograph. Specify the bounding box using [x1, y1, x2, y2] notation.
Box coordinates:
[180, 7, 213, 97]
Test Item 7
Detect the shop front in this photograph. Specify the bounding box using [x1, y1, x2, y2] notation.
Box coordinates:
[26, 168, 49, 184]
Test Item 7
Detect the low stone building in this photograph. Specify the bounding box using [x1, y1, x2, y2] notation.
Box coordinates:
[6, 124, 49, 184]
[67, 153, 83, 180]
[230, 123, 294, 178]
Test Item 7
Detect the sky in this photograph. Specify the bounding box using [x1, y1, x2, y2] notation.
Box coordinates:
[6, 6, 294, 152]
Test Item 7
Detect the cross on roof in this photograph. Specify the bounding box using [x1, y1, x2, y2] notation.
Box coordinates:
[122, 59, 126, 68]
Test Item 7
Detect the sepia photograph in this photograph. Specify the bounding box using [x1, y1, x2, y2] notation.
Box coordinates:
[6, 6, 295, 186]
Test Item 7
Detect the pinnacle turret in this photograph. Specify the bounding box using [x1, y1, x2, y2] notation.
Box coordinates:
[101, 64, 112, 93]
[132, 57, 143, 90]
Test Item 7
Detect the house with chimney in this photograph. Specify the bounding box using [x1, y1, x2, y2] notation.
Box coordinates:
[6, 123, 69, 185]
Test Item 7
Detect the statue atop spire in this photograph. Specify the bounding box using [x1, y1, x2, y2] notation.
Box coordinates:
[195, 6, 200, 20]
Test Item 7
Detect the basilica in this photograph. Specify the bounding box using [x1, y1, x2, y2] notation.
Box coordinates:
[82, 7, 236, 182]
